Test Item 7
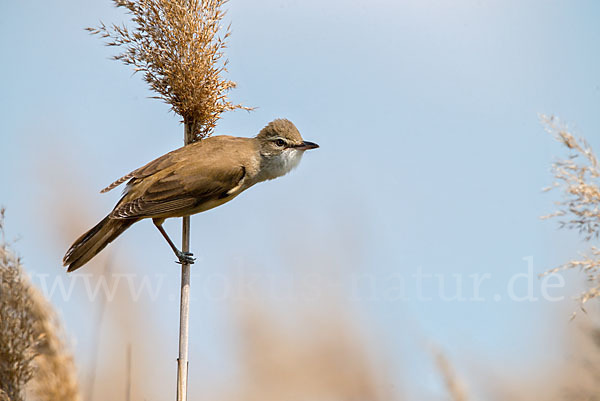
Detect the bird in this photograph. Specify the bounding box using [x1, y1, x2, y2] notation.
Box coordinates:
[63, 119, 319, 272]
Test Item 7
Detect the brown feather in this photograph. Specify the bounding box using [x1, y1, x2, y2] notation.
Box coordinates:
[63, 216, 137, 272]
[100, 145, 189, 193]
[65, 132, 303, 271]
[110, 198, 197, 219]
[105, 138, 250, 219]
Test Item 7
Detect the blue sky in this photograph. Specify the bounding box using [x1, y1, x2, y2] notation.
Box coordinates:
[2, 0, 600, 399]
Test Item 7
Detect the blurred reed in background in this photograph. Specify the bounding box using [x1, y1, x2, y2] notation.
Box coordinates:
[0, 209, 80, 401]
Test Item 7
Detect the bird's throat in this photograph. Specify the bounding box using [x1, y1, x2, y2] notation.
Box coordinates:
[259, 149, 304, 181]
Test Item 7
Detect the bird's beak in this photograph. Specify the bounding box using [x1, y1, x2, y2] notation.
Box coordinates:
[294, 141, 319, 150]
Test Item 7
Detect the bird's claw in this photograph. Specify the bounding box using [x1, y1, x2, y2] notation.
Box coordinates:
[176, 251, 195, 265]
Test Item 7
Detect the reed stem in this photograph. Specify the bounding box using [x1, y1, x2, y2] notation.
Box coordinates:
[176, 121, 195, 401]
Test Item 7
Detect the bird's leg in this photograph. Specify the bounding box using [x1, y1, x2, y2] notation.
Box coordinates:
[153, 218, 195, 265]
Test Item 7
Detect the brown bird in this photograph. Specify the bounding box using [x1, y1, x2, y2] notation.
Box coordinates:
[63, 119, 319, 272]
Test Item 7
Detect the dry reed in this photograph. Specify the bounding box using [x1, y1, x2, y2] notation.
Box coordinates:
[560, 321, 600, 400]
[37, 153, 165, 401]
[433, 347, 469, 401]
[27, 284, 80, 401]
[87, 2, 247, 399]
[0, 210, 39, 401]
[542, 115, 600, 308]
[226, 299, 397, 401]
[0, 209, 80, 401]
[88, 0, 248, 140]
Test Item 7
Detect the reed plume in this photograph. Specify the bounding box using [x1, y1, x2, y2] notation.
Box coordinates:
[0, 209, 80, 401]
[88, 0, 248, 140]
[541, 115, 600, 308]
[87, 1, 247, 399]
[0, 210, 38, 401]
[27, 286, 80, 401]
[227, 300, 397, 401]
[433, 347, 469, 401]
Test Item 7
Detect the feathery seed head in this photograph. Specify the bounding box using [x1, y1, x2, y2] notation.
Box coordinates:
[88, 0, 250, 141]
[0, 210, 80, 401]
[542, 115, 600, 310]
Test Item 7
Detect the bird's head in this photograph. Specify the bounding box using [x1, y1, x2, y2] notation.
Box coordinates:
[256, 119, 319, 180]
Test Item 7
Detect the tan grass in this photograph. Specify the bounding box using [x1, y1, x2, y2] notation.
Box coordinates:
[559, 321, 600, 400]
[87, 4, 249, 397]
[220, 294, 399, 401]
[542, 114, 600, 308]
[433, 347, 469, 401]
[36, 152, 168, 401]
[88, 0, 250, 140]
[0, 209, 80, 401]
[0, 210, 39, 401]
[484, 316, 600, 401]
[27, 285, 80, 401]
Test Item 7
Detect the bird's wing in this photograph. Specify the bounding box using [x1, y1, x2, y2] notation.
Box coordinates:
[100, 146, 189, 193]
[109, 164, 246, 219]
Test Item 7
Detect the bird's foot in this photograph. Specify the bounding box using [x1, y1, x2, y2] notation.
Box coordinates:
[175, 250, 196, 265]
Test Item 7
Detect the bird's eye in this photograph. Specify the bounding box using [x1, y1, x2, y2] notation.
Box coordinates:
[275, 139, 286, 147]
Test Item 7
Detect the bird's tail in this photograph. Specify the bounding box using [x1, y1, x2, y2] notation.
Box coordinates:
[63, 216, 136, 272]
